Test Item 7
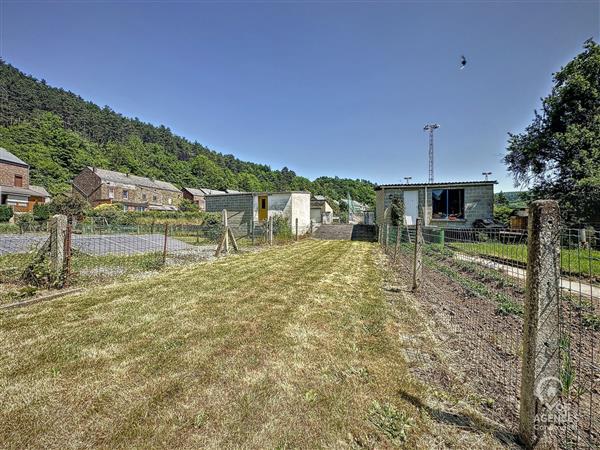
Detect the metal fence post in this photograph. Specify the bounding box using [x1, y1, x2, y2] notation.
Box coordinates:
[162, 223, 169, 265]
[519, 200, 561, 449]
[412, 218, 423, 291]
[295, 218, 299, 241]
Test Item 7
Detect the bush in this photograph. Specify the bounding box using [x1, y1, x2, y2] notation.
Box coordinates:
[15, 213, 36, 231]
[33, 203, 50, 221]
[494, 204, 512, 226]
[0, 205, 13, 222]
[48, 194, 89, 220]
[272, 215, 292, 239]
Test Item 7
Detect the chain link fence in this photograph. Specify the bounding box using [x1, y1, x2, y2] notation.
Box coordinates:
[1, 212, 307, 305]
[381, 202, 598, 449]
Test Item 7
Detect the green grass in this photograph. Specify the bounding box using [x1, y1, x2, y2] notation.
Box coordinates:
[450, 242, 600, 280]
[0, 240, 504, 449]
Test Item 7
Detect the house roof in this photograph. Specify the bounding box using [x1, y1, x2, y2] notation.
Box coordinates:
[375, 180, 497, 190]
[205, 190, 310, 197]
[28, 185, 51, 197]
[88, 167, 180, 192]
[0, 185, 47, 197]
[183, 187, 225, 196]
[313, 195, 326, 201]
[0, 148, 28, 167]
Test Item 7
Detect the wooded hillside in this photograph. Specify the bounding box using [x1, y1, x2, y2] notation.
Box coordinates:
[0, 61, 376, 205]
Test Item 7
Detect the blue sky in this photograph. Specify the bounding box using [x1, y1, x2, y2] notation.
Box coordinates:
[1, 1, 598, 191]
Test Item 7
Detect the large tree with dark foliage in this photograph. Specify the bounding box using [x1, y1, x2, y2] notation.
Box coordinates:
[504, 39, 600, 225]
[0, 60, 376, 206]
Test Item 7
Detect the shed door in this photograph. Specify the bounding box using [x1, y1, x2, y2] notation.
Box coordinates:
[258, 195, 268, 221]
[403, 190, 419, 223]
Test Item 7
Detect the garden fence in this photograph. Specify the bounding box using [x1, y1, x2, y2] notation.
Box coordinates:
[381, 201, 598, 449]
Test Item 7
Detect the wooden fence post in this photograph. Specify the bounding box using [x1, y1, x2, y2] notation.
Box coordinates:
[295, 218, 299, 241]
[519, 200, 561, 449]
[162, 223, 169, 265]
[223, 209, 229, 254]
[411, 218, 423, 291]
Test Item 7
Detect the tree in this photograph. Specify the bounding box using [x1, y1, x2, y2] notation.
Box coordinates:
[496, 191, 509, 206]
[504, 39, 600, 224]
[48, 194, 89, 221]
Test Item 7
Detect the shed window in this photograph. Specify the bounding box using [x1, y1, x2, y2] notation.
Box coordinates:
[432, 189, 464, 220]
[261, 198, 266, 209]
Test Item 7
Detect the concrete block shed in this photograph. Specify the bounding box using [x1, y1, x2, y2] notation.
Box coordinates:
[204, 191, 312, 234]
[375, 180, 496, 228]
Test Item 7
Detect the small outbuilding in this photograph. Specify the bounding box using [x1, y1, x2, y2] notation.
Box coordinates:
[376, 180, 496, 228]
[205, 191, 312, 234]
[310, 195, 334, 225]
[509, 207, 529, 230]
[182, 187, 225, 210]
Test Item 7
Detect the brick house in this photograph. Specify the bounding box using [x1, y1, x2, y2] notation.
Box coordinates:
[376, 180, 496, 228]
[72, 167, 182, 211]
[182, 187, 224, 211]
[0, 148, 51, 212]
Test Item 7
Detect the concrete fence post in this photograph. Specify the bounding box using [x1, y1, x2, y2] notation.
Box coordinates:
[519, 200, 561, 449]
[295, 218, 299, 241]
[378, 225, 383, 245]
[251, 220, 255, 246]
[268, 216, 273, 245]
[49, 214, 67, 278]
[412, 218, 423, 292]
[393, 224, 401, 263]
[385, 224, 390, 252]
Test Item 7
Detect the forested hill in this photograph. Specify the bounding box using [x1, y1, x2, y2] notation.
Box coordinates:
[0, 60, 376, 205]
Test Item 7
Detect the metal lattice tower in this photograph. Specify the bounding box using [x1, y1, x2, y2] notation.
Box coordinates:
[423, 123, 440, 183]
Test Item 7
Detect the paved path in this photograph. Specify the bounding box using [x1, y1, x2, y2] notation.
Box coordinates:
[0, 233, 198, 256]
[456, 253, 600, 301]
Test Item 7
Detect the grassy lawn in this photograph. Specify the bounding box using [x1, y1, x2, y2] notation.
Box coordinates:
[0, 240, 505, 449]
[450, 242, 600, 280]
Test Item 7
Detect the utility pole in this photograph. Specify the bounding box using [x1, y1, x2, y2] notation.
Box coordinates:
[482, 171, 492, 181]
[404, 176, 412, 184]
[423, 123, 440, 183]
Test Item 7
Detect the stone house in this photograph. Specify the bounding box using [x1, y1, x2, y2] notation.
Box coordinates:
[310, 195, 334, 225]
[376, 180, 496, 228]
[182, 187, 225, 210]
[72, 167, 182, 211]
[0, 147, 50, 213]
[204, 191, 312, 234]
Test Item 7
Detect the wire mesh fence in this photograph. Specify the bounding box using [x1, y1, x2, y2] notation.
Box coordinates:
[381, 218, 598, 449]
[1, 213, 308, 305]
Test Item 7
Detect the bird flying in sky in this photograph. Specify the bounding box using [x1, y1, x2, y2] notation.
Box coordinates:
[460, 55, 467, 69]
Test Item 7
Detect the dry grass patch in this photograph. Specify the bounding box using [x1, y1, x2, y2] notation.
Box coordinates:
[1, 240, 508, 449]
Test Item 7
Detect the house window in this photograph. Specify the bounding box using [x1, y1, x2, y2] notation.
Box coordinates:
[431, 189, 464, 220]
[153, 195, 158, 202]
[168, 198, 172, 205]
[108, 187, 115, 199]
[122, 190, 129, 200]
[14, 175, 23, 187]
[142, 193, 147, 201]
